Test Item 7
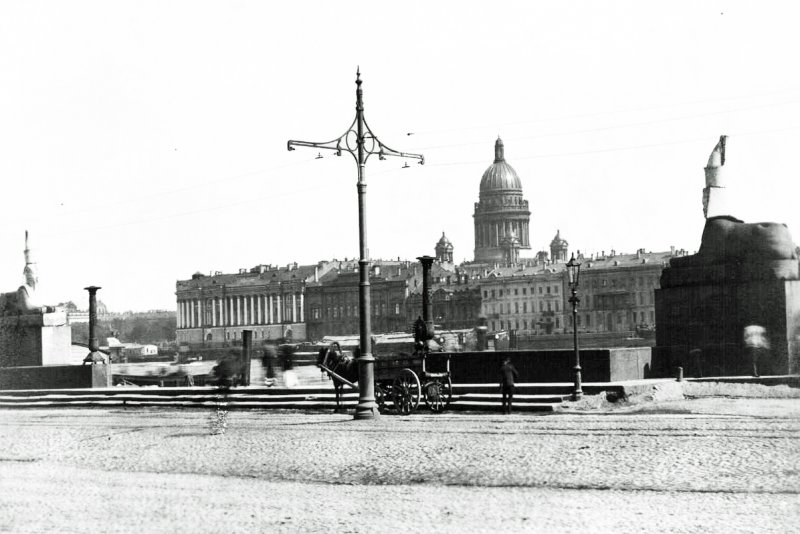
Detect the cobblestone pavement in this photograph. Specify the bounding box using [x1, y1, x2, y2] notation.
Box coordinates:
[1, 401, 799, 533]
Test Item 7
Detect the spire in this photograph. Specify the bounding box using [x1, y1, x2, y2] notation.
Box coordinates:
[494, 137, 505, 163]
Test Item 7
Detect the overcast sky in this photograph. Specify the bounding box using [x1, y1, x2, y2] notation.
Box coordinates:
[1, 1, 799, 311]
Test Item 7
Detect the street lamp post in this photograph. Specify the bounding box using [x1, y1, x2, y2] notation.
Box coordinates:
[566, 254, 582, 400]
[288, 69, 424, 420]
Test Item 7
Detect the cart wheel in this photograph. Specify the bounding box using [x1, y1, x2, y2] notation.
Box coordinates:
[393, 369, 421, 415]
[375, 382, 387, 414]
[425, 376, 453, 413]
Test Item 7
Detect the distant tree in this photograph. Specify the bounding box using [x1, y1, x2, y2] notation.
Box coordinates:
[57, 301, 79, 312]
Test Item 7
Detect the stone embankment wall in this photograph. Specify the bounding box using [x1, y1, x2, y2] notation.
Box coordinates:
[429, 347, 652, 383]
[0, 364, 109, 390]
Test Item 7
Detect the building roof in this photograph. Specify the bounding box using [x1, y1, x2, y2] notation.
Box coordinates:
[550, 229, 568, 248]
[436, 232, 453, 249]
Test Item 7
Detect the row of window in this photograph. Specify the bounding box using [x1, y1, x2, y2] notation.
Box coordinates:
[568, 310, 655, 326]
[311, 303, 403, 320]
[486, 300, 562, 314]
[492, 317, 561, 331]
[482, 276, 660, 300]
[491, 309, 657, 333]
[484, 285, 560, 299]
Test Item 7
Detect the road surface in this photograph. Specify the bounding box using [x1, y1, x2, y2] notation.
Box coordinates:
[1, 400, 798, 533]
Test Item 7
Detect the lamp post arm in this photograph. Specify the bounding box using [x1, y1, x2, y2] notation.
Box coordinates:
[361, 118, 425, 165]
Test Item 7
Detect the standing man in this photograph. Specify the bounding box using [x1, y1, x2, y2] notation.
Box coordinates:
[499, 357, 519, 415]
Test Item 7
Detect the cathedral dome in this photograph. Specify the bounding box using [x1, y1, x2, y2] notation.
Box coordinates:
[479, 137, 522, 192]
[437, 232, 453, 248]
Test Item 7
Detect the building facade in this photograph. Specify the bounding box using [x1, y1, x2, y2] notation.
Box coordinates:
[404, 268, 482, 332]
[304, 261, 414, 340]
[175, 262, 336, 346]
[475, 241, 687, 337]
[574, 249, 674, 333]
[473, 138, 531, 262]
[479, 264, 567, 334]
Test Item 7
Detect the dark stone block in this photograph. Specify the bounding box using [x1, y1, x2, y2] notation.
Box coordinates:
[655, 218, 800, 377]
[429, 348, 651, 383]
[0, 364, 109, 390]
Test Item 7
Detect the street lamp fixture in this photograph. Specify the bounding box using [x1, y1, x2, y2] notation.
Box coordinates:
[287, 69, 424, 420]
[566, 253, 582, 400]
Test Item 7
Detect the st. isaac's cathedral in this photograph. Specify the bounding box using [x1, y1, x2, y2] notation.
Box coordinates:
[472, 138, 531, 263]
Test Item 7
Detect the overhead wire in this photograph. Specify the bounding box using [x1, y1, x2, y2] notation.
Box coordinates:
[403, 86, 800, 138]
[412, 99, 800, 152]
[37, 158, 405, 238]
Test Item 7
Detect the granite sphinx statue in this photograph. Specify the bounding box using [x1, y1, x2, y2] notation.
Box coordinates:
[0, 231, 55, 316]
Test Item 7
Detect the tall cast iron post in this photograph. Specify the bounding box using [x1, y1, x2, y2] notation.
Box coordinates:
[288, 70, 424, 419]
[418, 256, 435, 341]
[83, 286, 105, 364]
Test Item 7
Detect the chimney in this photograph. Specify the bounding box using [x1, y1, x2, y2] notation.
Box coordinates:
[314, 265, 319, 282]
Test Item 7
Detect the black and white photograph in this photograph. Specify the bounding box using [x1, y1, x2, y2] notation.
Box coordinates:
[1, 1, 799, 532]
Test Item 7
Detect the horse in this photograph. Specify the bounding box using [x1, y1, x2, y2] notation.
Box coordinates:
[316, 343, 359, 413]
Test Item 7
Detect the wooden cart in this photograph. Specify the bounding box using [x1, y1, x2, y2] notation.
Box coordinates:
[373, 350, 452, 415]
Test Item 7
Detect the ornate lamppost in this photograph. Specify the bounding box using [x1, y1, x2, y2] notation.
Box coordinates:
[287, 69, 424, 420]
[566, 254, 582, 400]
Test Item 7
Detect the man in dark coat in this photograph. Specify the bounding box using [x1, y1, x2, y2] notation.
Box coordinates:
[499, 357, 519, 414]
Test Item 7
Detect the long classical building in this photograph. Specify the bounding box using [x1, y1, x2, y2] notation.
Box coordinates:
[175, 261, 337, 345]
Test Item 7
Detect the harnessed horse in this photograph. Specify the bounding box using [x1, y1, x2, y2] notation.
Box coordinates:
[316, 343, 359, 412]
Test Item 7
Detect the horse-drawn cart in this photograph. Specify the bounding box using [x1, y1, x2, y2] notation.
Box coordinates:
[317, 344, 452, 415]
[374, 351, 452, 414]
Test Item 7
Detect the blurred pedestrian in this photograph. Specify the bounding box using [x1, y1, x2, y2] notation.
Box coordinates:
[280, 343, 298, 388]
[499, 356, 519, 415]
[744, 325, 769, 378]
[210, 353, 238, 436]
[215, 352, 239, 390]
[262, 343, 277, 387]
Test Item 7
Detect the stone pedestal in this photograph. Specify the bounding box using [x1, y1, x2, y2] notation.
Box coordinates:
[655, 279, 800, 376]
[0, 311, 72, 367]
[654, 217, 800, 377]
